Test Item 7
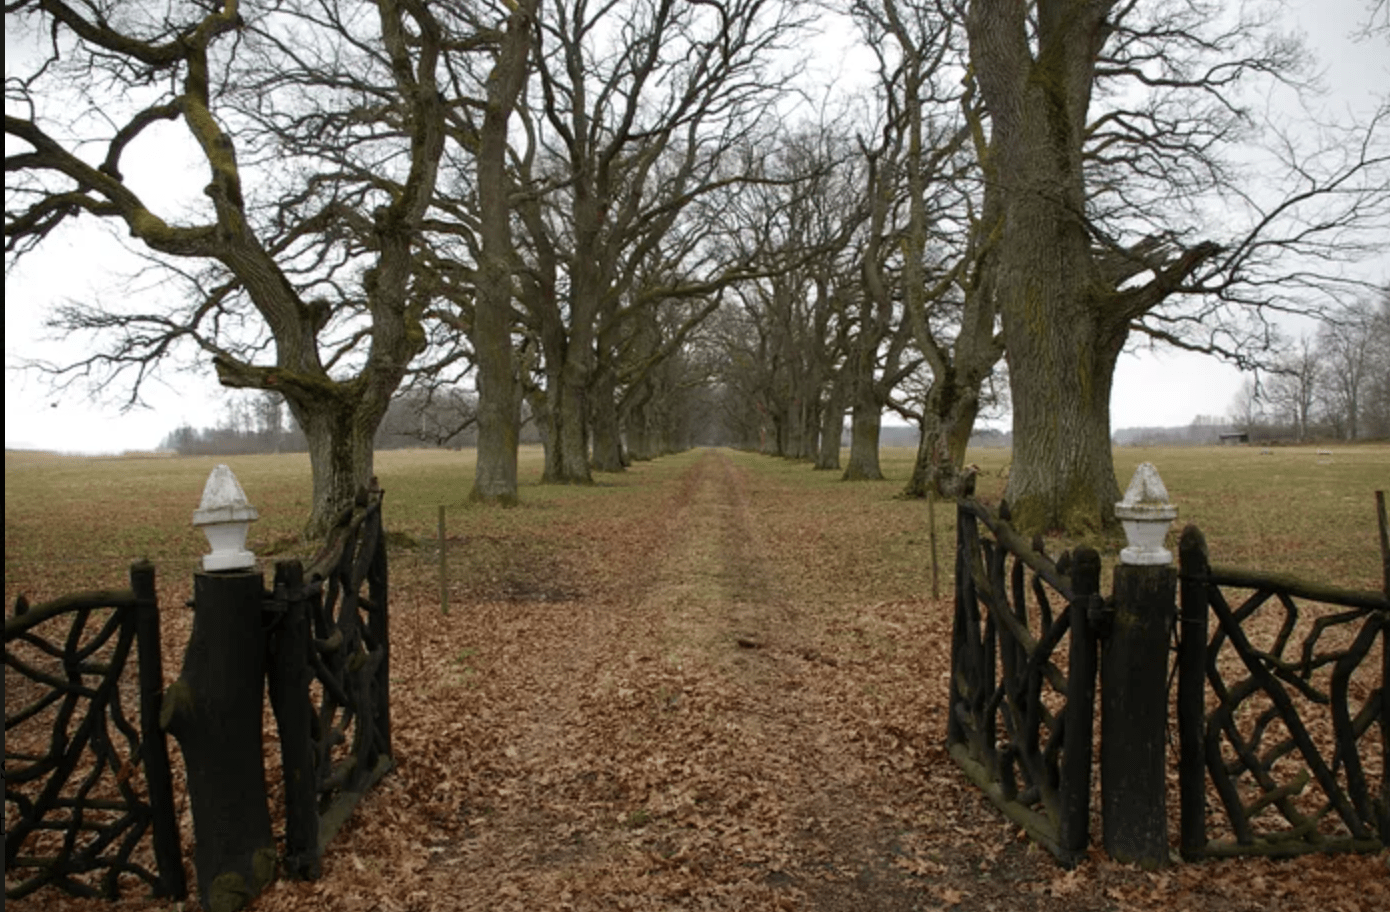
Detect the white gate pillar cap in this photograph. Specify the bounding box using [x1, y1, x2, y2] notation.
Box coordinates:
[193, 464, 259, 571]
[1115, 462, 1177, 566]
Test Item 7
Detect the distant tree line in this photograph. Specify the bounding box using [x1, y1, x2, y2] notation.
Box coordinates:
[159, 390, 543, 457]
[1228, 290, 1390, 442]
[1112, 416, 1243, 448]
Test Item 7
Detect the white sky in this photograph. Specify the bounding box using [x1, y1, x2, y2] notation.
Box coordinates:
[5, 0, 1388, 454]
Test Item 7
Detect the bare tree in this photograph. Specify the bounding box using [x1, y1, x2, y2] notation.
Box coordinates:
[851, 0, 1006, 497]
[461, 0, 539, 504]
[5, 0, 503, 536]
[963, 0, 1389, 533]
[515, 0, 809, 483]
[1316, 294, 1382, 440]
[713, 126, 865, 464]
[1227, 377, 1268, 439]
[1265, 335, 1320, 441]
[1360, 0, 1389, 37]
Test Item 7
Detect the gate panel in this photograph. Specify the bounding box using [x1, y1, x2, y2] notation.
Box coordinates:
[4, 563, 185, 901]
[1177, 525, 1389, 859]
[947, 497, 1101, 866]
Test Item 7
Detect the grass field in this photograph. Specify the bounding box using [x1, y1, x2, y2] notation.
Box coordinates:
[8, 442, 1386, 605]
[5, 443, 1388, 616]
[4, 443, 1388, 912]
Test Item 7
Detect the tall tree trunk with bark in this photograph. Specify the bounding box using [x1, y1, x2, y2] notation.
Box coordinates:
[842, 346, 884, 480]
[626, 388, 656, 461]
[589, 358, 625, 471]
[815, 383, 845, 470]
[965, 0, 1224, 532]
[965, 0, 1120, 533]
[285, 392, 382, 538]
[905, 373, 983, 496]
[469, 0, 535, 505]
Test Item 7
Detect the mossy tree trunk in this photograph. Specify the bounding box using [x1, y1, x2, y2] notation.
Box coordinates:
[965, 0, 1220, 534]
[469, 0, 535, 506]
[842, 387, 884, 481]
[815, 382, 845, 471]
[904, 374, 985, 498]
[589, 356, 626, 472]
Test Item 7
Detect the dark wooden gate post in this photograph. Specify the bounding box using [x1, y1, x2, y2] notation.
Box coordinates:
[163, 570, 277, 912]
[1061, 548, 1101, 857]
[267, 559, 321, 879]
[130, 561, 187, 899]
[162, 466, 276, 912]
[1101, 463, 1178, 868]
[1377, 490, 1389, 844]
[1177, 526, 1210, 858]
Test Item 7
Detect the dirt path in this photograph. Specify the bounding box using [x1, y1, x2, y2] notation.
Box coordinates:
[370, 448, 959, 912]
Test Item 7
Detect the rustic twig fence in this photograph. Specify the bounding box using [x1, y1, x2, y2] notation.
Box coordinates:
[268, 487, 393, 880]
[950, 471, 1390, 867]
[3, 564, 186, 901]
[1177, 525, 1389, 858]
[4, 471, 392, 909]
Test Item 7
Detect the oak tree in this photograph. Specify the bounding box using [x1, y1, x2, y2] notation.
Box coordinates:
[6, 0, 498, 536]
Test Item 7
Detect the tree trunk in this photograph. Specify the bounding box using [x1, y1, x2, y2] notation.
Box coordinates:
[905, 376, 983, 498]
[550, 351, 594, 483]
[589, 363, 625, 472]
[290, 397, 379, 540]
[842, 387, 883, 481]
[626, 391, 655, 461]
[815, 386, 844, 470]
[471, 344, 520, 504]
[797, 393, 820, 461]
[1004, 303, 1124, 533]
[469, 0, 532, 505]
[967, 0, 1122, 534]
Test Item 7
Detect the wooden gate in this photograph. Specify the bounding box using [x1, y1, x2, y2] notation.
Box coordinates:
[1177, 525, 1389, 858]
[4, 563, 186, 901]
[947, 494, 1103, 866]
[266, 485, 393, 879]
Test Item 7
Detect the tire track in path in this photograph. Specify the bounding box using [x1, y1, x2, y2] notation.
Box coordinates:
[599, 448, 937, 911]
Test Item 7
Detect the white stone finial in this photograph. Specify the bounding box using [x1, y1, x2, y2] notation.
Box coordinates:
[192, 464, 259, 571]
[1114, 462, 1177, 565]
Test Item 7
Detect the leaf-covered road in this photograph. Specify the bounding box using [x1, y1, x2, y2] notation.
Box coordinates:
[28, 448, 1383, 911]
[268, 447, 996, 912]
[255, 448, 1386, 912]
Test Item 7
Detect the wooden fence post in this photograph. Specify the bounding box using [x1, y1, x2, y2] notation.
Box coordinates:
[164, 569, 277, 911]
[267, 559, 321, 879]
[1176, 526, 1210, 859]
[166, 466, 276, 911]
[130, 561, 187, 900]
[1062, 548, 1101, 857]
[439, 504, 449, 616]
[1377, 491, 1389, 844]
[1101, 464, 1178, 868]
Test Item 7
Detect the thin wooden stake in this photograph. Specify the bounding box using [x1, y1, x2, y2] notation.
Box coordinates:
[438, 504, 449, 616]
[928, 492, 940, 600]
[1375, 490, 1388, 598]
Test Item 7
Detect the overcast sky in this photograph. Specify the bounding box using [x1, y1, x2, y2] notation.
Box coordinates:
[5, 0, 1387, 454]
